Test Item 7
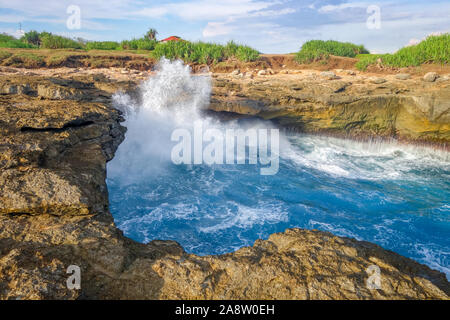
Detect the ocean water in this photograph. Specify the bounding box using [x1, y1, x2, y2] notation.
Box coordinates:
[107, 59, 450, 279]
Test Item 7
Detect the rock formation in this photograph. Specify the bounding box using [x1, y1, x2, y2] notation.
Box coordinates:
[0, 70, 449, 299]
[210, 72, 450, 148]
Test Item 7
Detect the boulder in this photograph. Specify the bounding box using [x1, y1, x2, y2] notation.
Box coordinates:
[369, 77, 387, 84]
[257, 70, 267, 76]
[395, 73, 411, 80]
[320, 71, 338, 80]
[423, 72, 439, 82]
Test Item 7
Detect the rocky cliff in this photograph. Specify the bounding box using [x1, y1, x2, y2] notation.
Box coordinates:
[0, 69, 449, 299]
[210, 71, 450, 148]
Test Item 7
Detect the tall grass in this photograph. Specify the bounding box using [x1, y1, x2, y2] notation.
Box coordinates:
[295, 40, 369, 63]
[0, 34, 35, 48]
[151, 40, 259, 64]
[85, 41, 120, 50]
[120, 39, 157, 50]
[39, 33, 83, 49]
[356, 34, 449, 70]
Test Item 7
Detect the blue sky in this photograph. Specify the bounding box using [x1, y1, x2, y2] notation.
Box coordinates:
[0, 0, 449, 53]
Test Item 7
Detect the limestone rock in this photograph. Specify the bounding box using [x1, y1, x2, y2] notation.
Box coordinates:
[395, 73, 411, 80]
[211, 74, 450, 146]
[320, 71, 339, 80]
[423, 72, 439, 82]
[369, 77, 387, 84]
[0, 71, 449, 300]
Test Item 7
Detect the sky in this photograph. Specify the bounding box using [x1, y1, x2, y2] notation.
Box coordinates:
[0, 0, 449, 53]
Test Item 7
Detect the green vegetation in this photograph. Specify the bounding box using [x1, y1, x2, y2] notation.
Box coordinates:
[295, 40, 369, 63]
[0, 27, 260, 64]
[119, 38, 157, 50]
[21, 30, 41, 46]
[85, 41, 120, 50]
[356, 34, 449, 70]
[145, 28, 158, 41]
[151, 40, 260, 64]
[39, 33, 84, 49]
[0, 34, 35, 48]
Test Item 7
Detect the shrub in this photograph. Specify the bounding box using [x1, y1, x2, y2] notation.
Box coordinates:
[356, 33, 450, 70]
[21, 30, 41, 46]
[86, 41, 120, 50]
[0, 33, 35, 48]
[39, 33, 83, 49]
[295, 40, 369, 63]
[120, 38, 157, 50]
[151, 40, 260, 64]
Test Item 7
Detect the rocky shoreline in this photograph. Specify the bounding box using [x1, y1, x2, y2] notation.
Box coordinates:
[0, 67, 449, 299]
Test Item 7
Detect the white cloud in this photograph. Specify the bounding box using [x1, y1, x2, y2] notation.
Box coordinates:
[135, 0, 277, 21]
[318, 2, 369, 13]
[201, 4, 296, 38]
[203, 20, 235, 37]
[406, 38, 420, 46]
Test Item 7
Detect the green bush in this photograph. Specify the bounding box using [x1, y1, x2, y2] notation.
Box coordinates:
[356, 34, 449, 70]
[86, 41, 120, 50]
[0, 33, 35, 48]
[151, 40, 260, 64]
[39, 33, 83, 49]
[120, 38, 157, 50]
[21, 30, 41, 46]
[295, 40, 369, 63]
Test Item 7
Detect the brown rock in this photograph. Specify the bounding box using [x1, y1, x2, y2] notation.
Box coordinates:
[0, 72, 449, 300]
[423, 72, 439, 82]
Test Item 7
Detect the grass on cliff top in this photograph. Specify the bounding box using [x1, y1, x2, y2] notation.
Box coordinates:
[355, 34, 450, 70]
[295, 40, 369, 64]
[151, 40, 260, 64]
[1, 30, 260, 64]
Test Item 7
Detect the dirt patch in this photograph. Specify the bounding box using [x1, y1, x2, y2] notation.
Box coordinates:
[208, 54, 358, 73]
[365, 63, 450, 76]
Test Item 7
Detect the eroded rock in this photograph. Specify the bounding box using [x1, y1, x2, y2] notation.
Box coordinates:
[0, 71, 449, 300]
[423, 72, 439, 82]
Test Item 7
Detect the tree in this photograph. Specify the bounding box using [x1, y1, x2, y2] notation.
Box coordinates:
[21, 30, 41, 46]
[146, 28, 158, 41]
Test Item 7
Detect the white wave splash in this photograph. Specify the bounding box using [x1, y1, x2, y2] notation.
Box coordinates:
[108, 59, 212, 183]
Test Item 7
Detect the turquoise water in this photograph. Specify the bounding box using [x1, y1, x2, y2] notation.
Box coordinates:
[106, 60, 450, 279]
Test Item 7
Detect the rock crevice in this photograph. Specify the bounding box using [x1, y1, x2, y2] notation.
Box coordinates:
[0, 72, 449, 299]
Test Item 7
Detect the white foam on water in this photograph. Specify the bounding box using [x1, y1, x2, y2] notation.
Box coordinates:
[198, 202, 288, 234]
[414, 244, 450, 278]
[308, 220, 363, 240]
[282, 134, 450, 181]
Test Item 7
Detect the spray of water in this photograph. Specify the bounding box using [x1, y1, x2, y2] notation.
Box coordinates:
[108, 59, 212, 182]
